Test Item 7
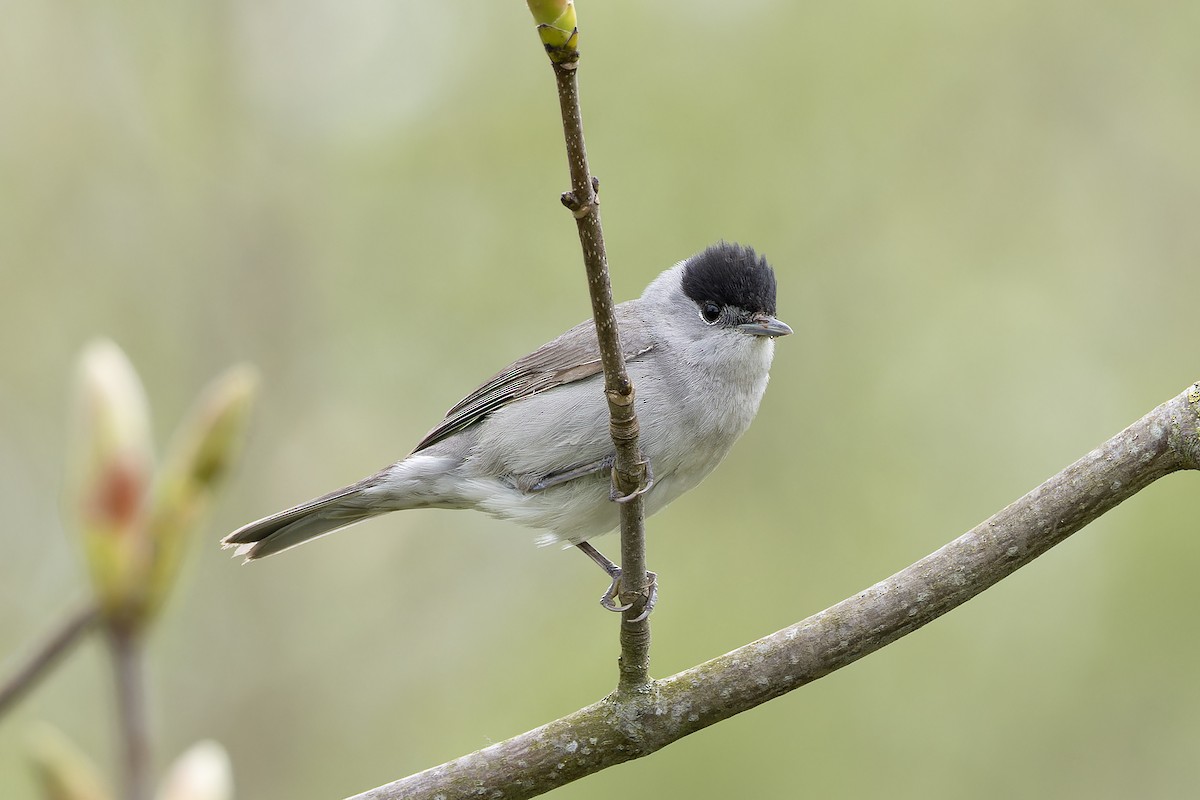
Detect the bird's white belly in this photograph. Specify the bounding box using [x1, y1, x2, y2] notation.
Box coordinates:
[466, 401, 757, 545]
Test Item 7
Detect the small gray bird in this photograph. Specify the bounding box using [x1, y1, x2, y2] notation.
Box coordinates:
[223, 242, 790, 616]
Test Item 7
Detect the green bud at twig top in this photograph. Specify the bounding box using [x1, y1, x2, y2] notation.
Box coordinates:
[27, 723, 113, 800]
[68, 340, 155, 630]
[526, 0, 579, 63]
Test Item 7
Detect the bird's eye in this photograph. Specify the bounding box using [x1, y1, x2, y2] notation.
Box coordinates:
[700, 301, 721, 324]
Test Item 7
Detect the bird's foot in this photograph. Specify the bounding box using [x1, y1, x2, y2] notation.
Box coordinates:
[576, 541, 658, 621]
[599, 570, 632, 613]
[599, 569, 658, 622]
[610, 458, 655, 504]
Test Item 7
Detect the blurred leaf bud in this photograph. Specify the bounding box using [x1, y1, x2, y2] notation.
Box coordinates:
[67, 341, 257, 633]
[145, 365, 257, 617]
[527, 0, 579, 62]
[27, 723, 113, 800]
[68, 340, 155, 631]
[156, 741, 233, 800]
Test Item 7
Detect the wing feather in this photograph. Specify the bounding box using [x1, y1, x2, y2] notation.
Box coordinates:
[412, 310, 655, 453]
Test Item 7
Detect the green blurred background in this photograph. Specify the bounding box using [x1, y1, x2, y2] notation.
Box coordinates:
[2, 1, 1198, 797]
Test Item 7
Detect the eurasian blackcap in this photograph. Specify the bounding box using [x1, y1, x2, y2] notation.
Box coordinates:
[223, 242, 790, 615]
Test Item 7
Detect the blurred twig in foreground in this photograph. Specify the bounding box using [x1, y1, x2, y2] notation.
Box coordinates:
[0, 603, 98, 718]
[1, 340, 254, 800]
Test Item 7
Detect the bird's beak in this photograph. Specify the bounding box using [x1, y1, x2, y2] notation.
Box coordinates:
[737, 313, 793, 338]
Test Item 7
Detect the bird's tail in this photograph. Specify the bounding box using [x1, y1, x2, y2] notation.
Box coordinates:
[221, 480, 387, 561]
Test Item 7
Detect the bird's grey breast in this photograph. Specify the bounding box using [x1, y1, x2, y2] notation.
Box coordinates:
[633, 334, 774, 485]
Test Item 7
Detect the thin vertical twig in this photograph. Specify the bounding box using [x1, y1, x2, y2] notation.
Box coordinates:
[0, 602, 99, 717]
[542, 26, 652, 689]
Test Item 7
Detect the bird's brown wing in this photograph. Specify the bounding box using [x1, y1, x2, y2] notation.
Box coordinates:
[412, 314, 655, 453]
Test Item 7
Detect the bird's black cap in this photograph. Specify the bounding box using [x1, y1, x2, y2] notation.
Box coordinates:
[681, 242, 777, 315]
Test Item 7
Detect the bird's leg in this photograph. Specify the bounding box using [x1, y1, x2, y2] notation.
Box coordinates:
[527, 456, 613, 492]
[526, 454, 655, 502]
[575, 541, 630, 612]
[610, 456, 655, 504]
[574, 541, 658, 621]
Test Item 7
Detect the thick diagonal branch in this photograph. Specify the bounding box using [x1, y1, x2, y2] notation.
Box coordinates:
[348, 382, 1200, 800]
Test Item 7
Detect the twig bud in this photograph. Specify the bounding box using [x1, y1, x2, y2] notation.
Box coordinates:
[145, 365, 258, 620]
[68, 340, 155, 630]
[27, 723, 113, 800]
[156, 741, 233, 800]
[526, 0, 579, 63]
[67, 342, 258, 632]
